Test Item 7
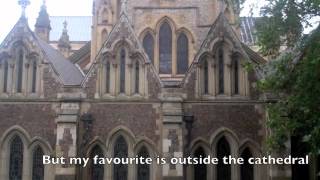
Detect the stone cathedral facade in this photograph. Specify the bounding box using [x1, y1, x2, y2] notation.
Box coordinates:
[0, 0, 296, 180]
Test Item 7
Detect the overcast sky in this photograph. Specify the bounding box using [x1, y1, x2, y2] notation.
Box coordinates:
[0, 0, 306, 42]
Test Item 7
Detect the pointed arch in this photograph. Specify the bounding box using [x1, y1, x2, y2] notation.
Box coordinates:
[194, 146, 207, 180]
[134, 60, 140, 94]
[142, 32, 154, 65]
[113, 135, 128, 180]
[3, 60, 9, 93]
[240, 147, 254, 180]
[9, 136, 24, 180]
[177, 32, 189, 74]
[16, 48, 24, 93]
[159, 21, 173, 74]
[136, 146, 150, 180]
[217, 46, 224, 94]
[90, 145, 105, 180]
[32, 145, 44, 180]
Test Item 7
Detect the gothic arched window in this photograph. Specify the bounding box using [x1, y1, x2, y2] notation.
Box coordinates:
[218, 48, 224, 94]
[31, 61, 37, 93]
[216, 137, 231, 180]
[114, 136, 128, 180]
[90, 146, 104, 180]
[135, 61, 140, 94]
[105, 61, 111, 93]
[9, 136, 23, 180]
[137, 146, 150, 180]
[143, 33, 154, 65]
[241, 148, 254, 180]
[194, 147, 207, 180]
[119, 48, 126, 94]
[159, 22, 172, 74]
[3, 60, 8, 93]
[203, 60, 209, 94]
[232, 56, 239, 95]
[177, 33, 189, 74]
[16, 49, 23, 93]
[32, 146, 44, 180]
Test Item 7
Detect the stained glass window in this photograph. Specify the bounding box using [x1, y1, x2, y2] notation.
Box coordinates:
[105, 62, 111, 93]
[3, 60, 8, 93]
[135, 61, 139, 94]
[17, 50, 23, 93]
[32, 61, 37, 93]
[194, 147, 207, 180]
[32, 146, 44, 180]
[233, 57, 239, 95]
[9, 136, 23, 180]
[137, 147, 150, 180]
[159, 22, 172, 74]
[240, 148, 254, 180]
[90, 146, 104, 180]
[119, 49, 126, 94]
[204, 60, 209, 94]
[218, 48, 224, 94]
[114, 136, 128, 180]
[143, 33, 154, 65]
[217, 137, 231, 180]
[177, 33, 189, 74]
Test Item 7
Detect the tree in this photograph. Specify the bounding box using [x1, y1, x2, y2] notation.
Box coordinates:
[255, 0, 320, 153]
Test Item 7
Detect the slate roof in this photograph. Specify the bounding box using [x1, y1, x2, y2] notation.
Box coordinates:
[35, 35, 84, 85]
[49, 16, 92, 42]
[69, 41, 91, 64]
[0, 17, 84, 86]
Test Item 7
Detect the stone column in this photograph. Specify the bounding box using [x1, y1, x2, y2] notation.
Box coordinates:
[161, 96, 184, 180]
[55, 100, 80, 180]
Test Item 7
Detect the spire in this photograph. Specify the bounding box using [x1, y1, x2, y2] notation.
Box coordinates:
[18, 0, 30, 17]
[120, 0, 128, 15]
[58, 20, 71, 57]
[35, 0, 51, 42]
[35, 0, 51, 30]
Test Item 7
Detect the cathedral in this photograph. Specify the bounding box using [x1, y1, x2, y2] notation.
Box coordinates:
[0, 0, 312, 180]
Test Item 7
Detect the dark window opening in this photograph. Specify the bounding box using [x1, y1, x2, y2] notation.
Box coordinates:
[204, 60, 209, 94]
[114, 136, 128, 180]
[3, 61, 8, 93]
[135, 61, 140, 94]
[159, 22, 172, 74]
[90, 146, 104, 180]
[143, 33, 154, 65]
[217, 137, 231, 180]
[233, 57, 239, 95]
[32, 61, 37, 93]
[105, 62, 111, 93]
[120, 49, 126, 93]
[177, 33, 189, 74]
[17, 50, 23, 93]
[292, 136, 310, 180]
[240, 148, 254, 180]
[9, 136, 23, 180]
[137, 147, 150, 180]
[32, 146, 44, 180]
[194, 147, 207, 180]
[218, 48, 224, 94]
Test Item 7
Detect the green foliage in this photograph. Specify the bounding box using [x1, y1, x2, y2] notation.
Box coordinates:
[256, 0, 320, 56]
[260, 26, 320, 153]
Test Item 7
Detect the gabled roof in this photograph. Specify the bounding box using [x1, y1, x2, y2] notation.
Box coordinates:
[0, 17, 84, 86]
[194, 13, 265, 64]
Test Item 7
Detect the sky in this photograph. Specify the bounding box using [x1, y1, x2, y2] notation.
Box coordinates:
[0, 0, 317, 42]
